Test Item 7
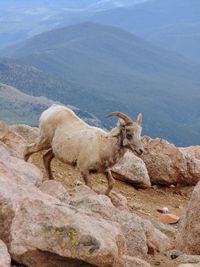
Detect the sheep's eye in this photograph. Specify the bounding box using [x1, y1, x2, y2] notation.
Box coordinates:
[126, 134, 133, 140]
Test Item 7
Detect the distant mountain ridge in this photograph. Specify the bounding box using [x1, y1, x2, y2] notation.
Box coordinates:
[0, 82, 103, 128]
[0, 0, 199, 62]
[1, 22, 200, 146]
[89, 0, 200, 62]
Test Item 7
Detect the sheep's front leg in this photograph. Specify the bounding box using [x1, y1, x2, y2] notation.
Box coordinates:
[43, 148, 55, 179]
[105, 169, 115, 196]
[81, 171, 92, 189]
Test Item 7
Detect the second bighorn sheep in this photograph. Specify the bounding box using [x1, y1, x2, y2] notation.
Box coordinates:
[24, 104, 144, 195]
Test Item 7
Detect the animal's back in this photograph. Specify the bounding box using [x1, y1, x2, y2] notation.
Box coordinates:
[39, 104, 88, 144]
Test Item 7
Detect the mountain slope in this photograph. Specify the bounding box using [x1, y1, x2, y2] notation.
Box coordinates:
[0, 0, 199, 62]
[89, 0, 200, 62]
[0, 82, 103, 127]
[0, 0, 146, 49]
[0, 58, 126, 127]
[1, 22, 200, 145]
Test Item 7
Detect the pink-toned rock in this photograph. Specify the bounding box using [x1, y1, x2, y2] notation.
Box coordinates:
[177, 264, 200, 267]
[39, 180, 70, 203]
[0, 240, 11, 267]
[0, 174, 126, 267]
[0, 121, 27, 158]
[175, 254, 200, 265]
[69, 185, 148, 257]
[159, 214, 180, 224]
[10, 124, 39, 145]
[141, 136, 200, 186]
[112, 151, 151, 188]
[151, 220, 177, 238]
[70, 185, 171, 257]
[179, 146, 200, 160]
[109, 191, 128, 209]
[18, 250, 97, 267]
[176, 181, 200, 254]
[0, 143, 42, 187]
[123, 255, 152, 267]
[143, 220, 172, 253]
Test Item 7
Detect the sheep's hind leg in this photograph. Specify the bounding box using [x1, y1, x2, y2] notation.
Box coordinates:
[24, 137, 50, 161]
[81, 171, 92, 189]
[105, 169, 115, 196]
[43, 148, 55, 179]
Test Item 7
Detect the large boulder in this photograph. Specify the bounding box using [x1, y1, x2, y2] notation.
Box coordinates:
[0, 133, 127, 267]
[0, 168, 126, 267]
[0, 121, 27, 158]
[0, 240, 11, 267]
[141, 136, 200, 185]
[10, 124, 39, 145]
[0, 143, 42, 187]
[122, 255, 152, 267]
[179, 146, 200, 160]
[68, 185, 171, 257]
[112, 151, 151, 188]
[176, 181, 200, 254]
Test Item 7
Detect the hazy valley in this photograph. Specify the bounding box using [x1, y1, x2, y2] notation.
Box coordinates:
[1, 22, 200, 145]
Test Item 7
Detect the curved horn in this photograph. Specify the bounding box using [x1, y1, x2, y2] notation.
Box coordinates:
[107, 112, 133, 125]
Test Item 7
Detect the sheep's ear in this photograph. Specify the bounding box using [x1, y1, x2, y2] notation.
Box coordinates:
[137, 113, 142, 126]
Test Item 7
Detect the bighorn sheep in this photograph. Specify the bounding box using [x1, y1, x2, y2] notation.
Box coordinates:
[24, 104, 144, 195]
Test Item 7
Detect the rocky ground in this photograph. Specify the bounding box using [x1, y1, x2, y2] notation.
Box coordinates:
[31, 152, 194, 267]
[1, 122, 200, 267]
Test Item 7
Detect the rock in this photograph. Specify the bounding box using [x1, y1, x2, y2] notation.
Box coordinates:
[141, 136, 200, 186]
[0, 143, 42, 187]
[166, 249, 182, 259]
[179, 146, 200, 160]
[177, 264, 200, 267]
[69, 185, 171, 257]
[123, 255, 152, 267]
[109, 191, 128, 209]
[157, 207, 169, 214]
[69, 185, 148, 257]
[176, 181, 200, 254]
[0, 175, 126, 267]
[143, 220, 172, 253]
[39, 180, 70, 203]
[159, 214, 180, 224]
[17, 250, 96, 267]
[175, 254, 200, 264]
[151, 220, 177, 238]
[10, 124, 39, 145]
[0, 240, 11, 267]
[0, 121, 27, 159]
[112, 151, 151, 188]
